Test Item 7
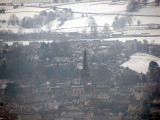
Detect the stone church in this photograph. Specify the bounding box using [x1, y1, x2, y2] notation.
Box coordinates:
[68, 49, 94, 97]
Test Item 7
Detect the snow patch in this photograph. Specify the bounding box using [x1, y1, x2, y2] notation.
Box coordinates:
[121, 53, 160, 74]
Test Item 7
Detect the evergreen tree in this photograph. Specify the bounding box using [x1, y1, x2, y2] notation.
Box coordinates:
[147, 61, 160, 83]
[4, 83, 23, 102]
[88, 16, 98, 37]
[0, 60, 7, 79]
[102, 23, 111, 37]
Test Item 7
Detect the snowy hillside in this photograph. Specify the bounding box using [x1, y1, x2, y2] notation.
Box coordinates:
[57, 1, 127, 14]
[0, 7, 49, 20]
[45, 1, 160, 33]
[121, 53, 160, 74]
[105, 36, 160, 44]
[0, 0, 160, 45]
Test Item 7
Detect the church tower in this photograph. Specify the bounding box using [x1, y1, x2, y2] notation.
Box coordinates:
[81, 49, 91, 85]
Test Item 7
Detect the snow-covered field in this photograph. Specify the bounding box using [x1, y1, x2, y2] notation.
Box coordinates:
[57, 1, 127, 14]
[104, 37, 160, 44]
[124, 29, 160, 36]
[3, 40, 53, 46]
[121, 53, 160, 74]
[1, 12, 39, 20]
[6, 7, 48, 13]
[132, 6, 160, 16]
[41, 15, 116, 32]
[41, 15, 160, 33]
[134, 16, 160, 25]
[0, 0, 160, 45]
[43, 1, 160, 33]
[0, 7, 49, 20]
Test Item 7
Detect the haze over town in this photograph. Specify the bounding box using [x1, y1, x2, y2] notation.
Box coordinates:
[0, 0, 160, 120]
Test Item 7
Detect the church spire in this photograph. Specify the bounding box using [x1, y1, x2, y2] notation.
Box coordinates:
[81, 49, 91, 85]
[83, 49, 88, 72]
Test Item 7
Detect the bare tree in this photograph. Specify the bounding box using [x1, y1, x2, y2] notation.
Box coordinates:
[137, 19, 141, 26]
[88, 16, 98, 37]
[47, 22, 52, 32]
[18, 27, 22, 34]
[102, 23, 111, 37]
[126, 15, 133, 26]
[8, 14, 19, 26]
[82, 28, 87, 37]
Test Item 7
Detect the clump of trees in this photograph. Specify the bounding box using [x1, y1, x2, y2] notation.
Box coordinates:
[127, 0, 160, 12]
[58, 8, 73, 21]
[0, 8, 5, 13]
[112, 15, 133, 30]
[4, 82, 23, 102]
[155, 0, 160, 6]
[8, 14, 19, 26]
[57, 8, 73, 27]
[20, 8, 73, 29]
[127, 0, 160, 13]
[140, 61, 160, 120]
[92, 65, 112, 82]
[117, 69, 141, 86]
[86, 17, 112, 38]
[142, 0, 148, 7]
[21, 11, 57, 28]
[112, 16, 126, 30]
[147, 61, 160, 83]
[21, 17, 35, 28]
[0, 42, 76, 84]
[102, 23, 111, 37]
[88, 16, 98, 37]
[0, 60, 7, 79]
[126, 0, 140, 12]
